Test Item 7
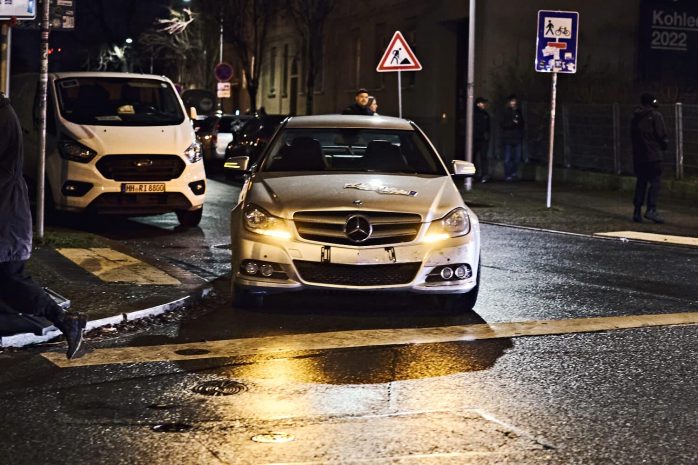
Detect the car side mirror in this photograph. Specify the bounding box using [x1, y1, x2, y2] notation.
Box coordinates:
[452, 160, 476, 177]
[224, 156, 250, 172]
[189, 106, 198, 120]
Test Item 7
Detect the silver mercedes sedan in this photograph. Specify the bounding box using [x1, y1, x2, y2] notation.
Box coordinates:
[228, 115, 480, 311]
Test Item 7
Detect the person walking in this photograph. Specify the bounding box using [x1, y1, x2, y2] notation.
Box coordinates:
[342, 88, 373, 115]
[500, 94, 525, 181]
[473, 97, 491, 182]
[631, 93, 668, 223]
[0, 91, 86, 359]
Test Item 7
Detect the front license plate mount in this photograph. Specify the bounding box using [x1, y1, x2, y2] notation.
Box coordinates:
[121, 183, 166, 193]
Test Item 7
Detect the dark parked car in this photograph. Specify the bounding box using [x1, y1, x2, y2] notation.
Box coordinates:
[223, 115, 287, 177]
[193, 115, 219, 161]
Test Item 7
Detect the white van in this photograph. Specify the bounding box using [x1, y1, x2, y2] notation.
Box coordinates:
[11, 72, 206, 226]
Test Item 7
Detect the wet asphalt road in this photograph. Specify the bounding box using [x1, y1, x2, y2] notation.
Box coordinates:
[0, 176, 696, 464]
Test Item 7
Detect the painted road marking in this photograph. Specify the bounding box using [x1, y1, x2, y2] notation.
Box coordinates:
[595, 231, 698, 247]
[42, 311, 698, 368]
[56, 247, 180, 285]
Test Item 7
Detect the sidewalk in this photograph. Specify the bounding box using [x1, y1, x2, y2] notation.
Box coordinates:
[460, 180, 698, 239]
[0, 227, 214, 348]
[1, 179, 695, 349]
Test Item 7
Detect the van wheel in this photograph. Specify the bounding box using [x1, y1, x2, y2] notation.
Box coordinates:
[176, 208, 203, 227]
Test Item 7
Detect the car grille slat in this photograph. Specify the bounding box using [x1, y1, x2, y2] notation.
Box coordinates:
[293, 211, 422, 246]
[294, 261, 421, 286]
[96, 155, 186, 181]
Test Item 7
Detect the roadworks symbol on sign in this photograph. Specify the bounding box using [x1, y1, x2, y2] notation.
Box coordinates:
[377, 31, 422, 72]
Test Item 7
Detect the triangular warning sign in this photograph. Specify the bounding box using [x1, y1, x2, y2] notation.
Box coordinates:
[376, 31, 422, 72]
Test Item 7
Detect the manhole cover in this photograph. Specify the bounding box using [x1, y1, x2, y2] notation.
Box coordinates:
[192, 379, 247, 396]
[251, 432, 295, 443]
[175, 348, 211, 356]
[151, 423, 192, 433]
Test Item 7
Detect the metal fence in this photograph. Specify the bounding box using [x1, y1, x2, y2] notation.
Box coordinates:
[495, 103, 698, 179]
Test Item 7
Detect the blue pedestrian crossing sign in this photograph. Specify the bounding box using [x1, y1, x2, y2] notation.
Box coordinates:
[536, 10, 579, 73]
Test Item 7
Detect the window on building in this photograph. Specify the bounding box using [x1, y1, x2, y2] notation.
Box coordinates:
[282, 44, 289, 97]
[268, 47, 277, 96]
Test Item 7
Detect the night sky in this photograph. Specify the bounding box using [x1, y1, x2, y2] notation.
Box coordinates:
[11, 0, 169, 73]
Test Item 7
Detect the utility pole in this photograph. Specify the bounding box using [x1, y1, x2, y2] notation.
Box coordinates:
[464, 0, 476, 192]
[36, 0, 50, 239]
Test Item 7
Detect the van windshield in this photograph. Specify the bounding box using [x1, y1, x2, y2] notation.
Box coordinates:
[55, 77, 185, 126]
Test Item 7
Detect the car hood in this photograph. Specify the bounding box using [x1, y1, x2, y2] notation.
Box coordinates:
[62, 120, 194, 155]
[246, 173, 466, 222]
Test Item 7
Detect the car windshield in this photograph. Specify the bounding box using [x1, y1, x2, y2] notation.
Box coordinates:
[261, 128, 445, 175]
[55, 77, 185, 126]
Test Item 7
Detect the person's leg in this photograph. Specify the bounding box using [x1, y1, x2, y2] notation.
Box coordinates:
[480, 139, 490, 180]
[513, 143, 522, 179]
[503, 144, 513, 179]
[0, 261, 86, 358]
[645, 161, 664, 223]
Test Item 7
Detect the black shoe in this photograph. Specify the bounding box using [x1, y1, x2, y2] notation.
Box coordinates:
[644, 209, 665, 224]
[54, 312, 87, 359]
[633, 207, 642, 223]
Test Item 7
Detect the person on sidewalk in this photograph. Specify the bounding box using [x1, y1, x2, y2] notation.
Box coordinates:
[630, 93, 668, 223]
[342, 88, 374, 116]
[367, 96, 379, 115]
[500, 94, 525, 181]
[0, 91, 86, 359]
[473, 97, 491, 182]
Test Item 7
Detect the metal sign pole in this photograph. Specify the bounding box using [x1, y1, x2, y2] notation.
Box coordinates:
[464, 0, 476, 192]
[546, 71, 558, 209]
[36, 0, 50, 239]
[397, 70, 402, 118]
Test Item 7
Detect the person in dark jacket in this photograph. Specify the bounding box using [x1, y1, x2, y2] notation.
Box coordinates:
[500, 94, 525, 181]
[342, 88, 373, 115]
[473, 97, 491, 182]
[0, 92, 86, 359]
[630, 93, 668, 223]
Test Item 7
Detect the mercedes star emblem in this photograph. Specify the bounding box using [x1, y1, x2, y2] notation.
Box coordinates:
[344, 214, 372, 243]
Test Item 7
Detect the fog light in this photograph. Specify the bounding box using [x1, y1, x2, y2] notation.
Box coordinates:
[61, 181, 93, 197]
[440, 267, 454, 280]
[455, 265, 468, 279]
[188, 180, 206, 195]
[244, 262, 259, 275]
[260, 264, 274, 277]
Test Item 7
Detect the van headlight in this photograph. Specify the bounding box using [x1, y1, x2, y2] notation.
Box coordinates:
[423, 207, 471, 243]
[58, 139, 97, 163]
[243, 204, 292, 240]
[185, 141, 202, 163]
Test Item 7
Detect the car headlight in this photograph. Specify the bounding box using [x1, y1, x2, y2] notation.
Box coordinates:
[423, 207, 471, 243]
[185, 141, 202, 163]
[57, 138, 97, 163]
[243, 204, 292, 240]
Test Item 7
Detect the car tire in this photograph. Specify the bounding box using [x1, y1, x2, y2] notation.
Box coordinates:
[176, 208, 203, 227]
[437, 259, 481, 313]
[232, 284, 264, 309]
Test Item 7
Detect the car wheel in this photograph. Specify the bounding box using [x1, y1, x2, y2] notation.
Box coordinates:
[437, 259, 481, 312]
[232, 284, 264, 309]
[176, 208, 203, 227]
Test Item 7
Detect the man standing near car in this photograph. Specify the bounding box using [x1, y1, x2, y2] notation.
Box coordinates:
[631, 93, 668, 223]
[500, 94, 525, 181]
[473, 97, 491, 182]
[0, 91, 86, 359]
[342, 88, 374, 115]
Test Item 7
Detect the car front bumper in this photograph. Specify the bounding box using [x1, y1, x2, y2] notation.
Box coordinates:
[231, 222, 480, 295]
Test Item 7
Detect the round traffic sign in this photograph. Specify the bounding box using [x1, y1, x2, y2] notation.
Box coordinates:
[214, 62, 234, 82]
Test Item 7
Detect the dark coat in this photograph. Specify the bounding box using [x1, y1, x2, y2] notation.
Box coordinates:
[342, 102, 373, 116]
[500, 106, 524, 145]
[631, 105, 668, 165]
[473, 106, 490, 141]
[0, 94, 32, 262]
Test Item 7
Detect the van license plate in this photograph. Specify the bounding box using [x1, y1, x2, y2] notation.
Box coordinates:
[121, 183, 166, 193]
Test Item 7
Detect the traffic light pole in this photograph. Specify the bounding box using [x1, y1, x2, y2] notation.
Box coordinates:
[36, 0, 50, 239]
